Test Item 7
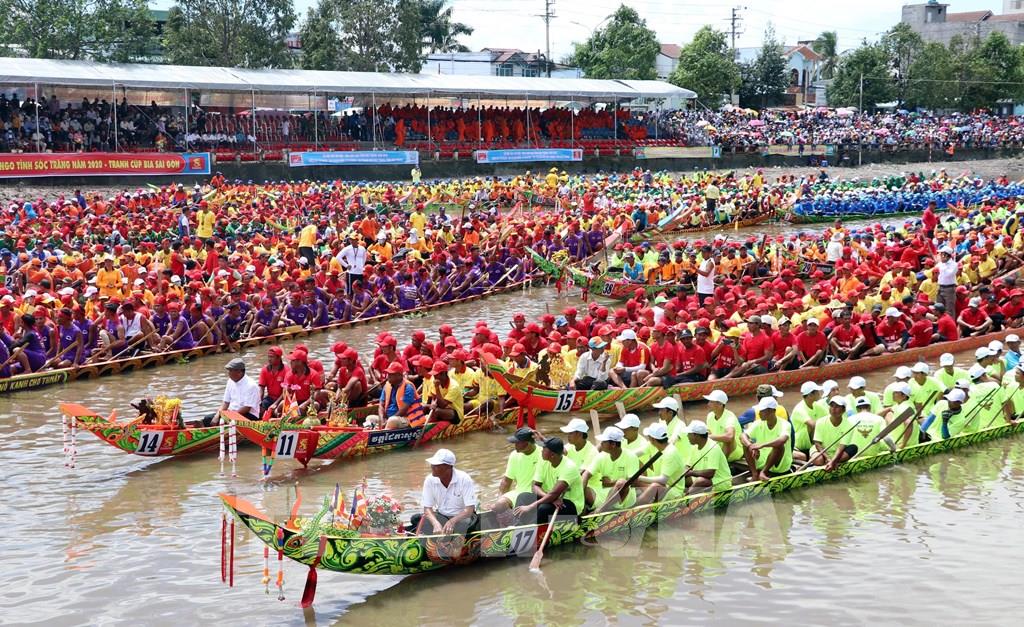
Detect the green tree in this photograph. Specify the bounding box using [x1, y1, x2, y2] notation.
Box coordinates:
[299, 0, 342, 70]
[905, 42, 955, 110]
[567, 5, 659, 80]
[828, 41, 895, 110]
[0, 0, 155, 62]
[812, 31, 838, 80]
[419, 0, 473, 53]
[882, 22, 924, 106]
[738, 25, 789, 108]
[163, 0, 297, 68]
[669, 26, 740, 108]
[393, 0, 424, 72]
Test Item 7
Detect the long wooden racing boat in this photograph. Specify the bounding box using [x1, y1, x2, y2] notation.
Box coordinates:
[232, 405, 518, 469]
[59, 403, 222, 457]
[483, 328, 1013, 416]
[634, 212, 773, 241]
[221, 415, 1024, 584]
[0, 276, 537, 396]
[529, 247, 686, 301]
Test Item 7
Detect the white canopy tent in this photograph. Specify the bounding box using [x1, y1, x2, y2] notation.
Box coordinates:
[0, 57, 695, 101]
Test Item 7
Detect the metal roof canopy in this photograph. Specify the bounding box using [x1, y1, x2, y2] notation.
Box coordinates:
[0, 57, 695, 101]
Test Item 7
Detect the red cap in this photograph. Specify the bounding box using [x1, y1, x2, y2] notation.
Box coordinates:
[510, 343, 526, 356]
[386, 362, 406, 374]
[267, 346, 283, 357]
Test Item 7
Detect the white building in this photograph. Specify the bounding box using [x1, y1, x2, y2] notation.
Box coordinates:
[735, 43, 824, 106]
[655, 44, 681, 80]
[421, 48, 582, 78]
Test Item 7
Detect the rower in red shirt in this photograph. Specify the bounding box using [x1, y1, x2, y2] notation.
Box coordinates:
[674, 328, 708, 383]
[875, 307, 908, 352]
[828, 310, 865, 360]
[403, 330, 429, 361]
[957, 296, 993, 337]
[734, 316, 773, 376]
[610, 328, 651, 387]
[1000, 290, 1024, 326]
[933, 302, 959, 341]
[708, 327, 742, 379]
[257, 345, 289, 417]
[771, 316, 799, 370]
[334, 348, 368, 407]
[795, 317, 828, 367]
[638, 324, 677, 387]
[282, 349, 323, 413]
[906, 306, 934, 348]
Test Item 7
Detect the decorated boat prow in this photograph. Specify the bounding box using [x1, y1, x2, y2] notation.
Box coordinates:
[59, 402, 224, 459]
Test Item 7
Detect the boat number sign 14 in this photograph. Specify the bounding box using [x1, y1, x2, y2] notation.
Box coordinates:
[135, 431, 166, 455]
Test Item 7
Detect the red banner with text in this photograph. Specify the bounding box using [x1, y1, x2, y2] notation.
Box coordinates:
[0, 152, 211, 178]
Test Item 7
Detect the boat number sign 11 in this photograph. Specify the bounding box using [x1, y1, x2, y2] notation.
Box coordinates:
[275, 431, 300, 458]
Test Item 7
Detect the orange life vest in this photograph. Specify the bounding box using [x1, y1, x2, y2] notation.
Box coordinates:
[381, 378, 426, 427]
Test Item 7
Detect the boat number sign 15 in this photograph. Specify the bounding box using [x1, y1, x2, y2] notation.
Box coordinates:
[554, 390, 578, 412]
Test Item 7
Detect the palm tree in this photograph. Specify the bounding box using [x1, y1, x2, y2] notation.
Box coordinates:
[813, 30, 838, 80]
[419, 0, 474, 54]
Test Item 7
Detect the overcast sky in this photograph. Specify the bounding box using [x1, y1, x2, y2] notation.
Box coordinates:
[151, 0, 1006, 60]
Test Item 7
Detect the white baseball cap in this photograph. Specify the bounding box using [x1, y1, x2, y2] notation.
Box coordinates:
[703, 390, 728, 404]
[887, 382, 912, 397]
[559, 418, 589, 434]
[800, 381, 821, 396]
[617, 329, 637, 341]
[426, 448, 456, 466]
[955, 379, 971, 390]
[969, 297, 981, 307]
[885, 307, 901, 318]
[821, 379, 839, 394]
[854, 396, 872, 408]
[84, 286, 99, 296]
[643, 422, 669, 440]
[806, 318, 820, 326]
[615, 414, 641, 430]
[944, 389, 966, 403]
[756, 397, 778, 411]
[968, 364, 987, 380]
[829, 396, 848, 408]
[911, 362, 930, 374]
[652, 397, 679, 411]
[989, 340, 1004, 352]
[848, 376, 866, 390]
[975, 347, 992, 360]
[894, 367, 912, 380]
[597, 426, 625, 442]
[685, 420, 709, 435]
[1007, 334, 1021, 343]
[939, 353, 955, 367]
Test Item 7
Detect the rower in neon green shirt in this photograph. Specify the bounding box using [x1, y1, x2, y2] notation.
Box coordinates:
[848, 397, 894, 457]
[493, 427, 541, 516]
[634, 422, 689, 503]
[583, 427, 641, 510]
[681, 421, 733, 493]
[703, 389, 742, 462]
[845, 376, 882, 415]
[741, 397, 792, 481]
[908, 362, 944, 416]
[559, 418, 598, 470]
[791, 382, 826, 454]
[935, 353, 969, 390]
[812, 397, 855, 465]
[883, 382, 919, 448]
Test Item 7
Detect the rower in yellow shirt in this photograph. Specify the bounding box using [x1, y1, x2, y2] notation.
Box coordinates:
[195, 205, 217, 240]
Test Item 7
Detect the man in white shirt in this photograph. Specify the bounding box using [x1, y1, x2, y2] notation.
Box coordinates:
[337, 235, 368, 292]
[696, 245, 718, 307]
[825, 232, 844, 262]
[935, 246, 959, 314]
[409, 448, 479, 535]
[574, 338, 611, 390]
[203, 358, 260, 425]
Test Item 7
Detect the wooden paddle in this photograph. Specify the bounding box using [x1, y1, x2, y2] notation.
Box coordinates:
[658, 440, 717, 500]
[794, 421, 862, 472]
[528, 504, 561, 572]
[41, 340, 81, 371]
[589, 409, 602, 441]
[614, 401, 626, 420]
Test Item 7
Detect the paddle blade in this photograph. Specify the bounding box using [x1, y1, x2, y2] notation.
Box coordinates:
[589, 410, 601, 440]
[614, 402, 626, 419]
[528, 548, 544, 571]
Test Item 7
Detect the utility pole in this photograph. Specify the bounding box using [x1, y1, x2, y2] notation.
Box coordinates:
[858, 72, 864, 166]
[538, 0, 557, 77]
[727, 6, 745, 104]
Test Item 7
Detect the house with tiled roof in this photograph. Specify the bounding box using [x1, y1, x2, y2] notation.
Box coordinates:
[901, 2, 1024, 45]
[656, 43, 681, 80]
